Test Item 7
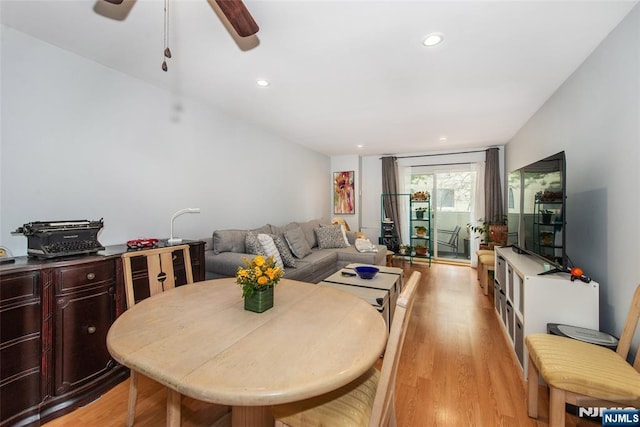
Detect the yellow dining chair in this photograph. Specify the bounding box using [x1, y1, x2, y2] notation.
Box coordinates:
[525, 284, 640, 427]
[271, 271, 421, 427]
[121, 244, 193, 426]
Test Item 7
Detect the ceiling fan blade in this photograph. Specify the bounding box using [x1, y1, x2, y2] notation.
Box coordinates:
[214, 0, 259, 37]
[103, 0, 124, 4]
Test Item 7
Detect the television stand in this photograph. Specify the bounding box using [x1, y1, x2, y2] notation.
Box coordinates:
[493, 246, 599, 378]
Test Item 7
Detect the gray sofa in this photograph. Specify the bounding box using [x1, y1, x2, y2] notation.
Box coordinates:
[202, 218, 387, 283]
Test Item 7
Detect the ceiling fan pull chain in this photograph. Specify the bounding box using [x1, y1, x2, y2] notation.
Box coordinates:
[162, 0, 171, 71]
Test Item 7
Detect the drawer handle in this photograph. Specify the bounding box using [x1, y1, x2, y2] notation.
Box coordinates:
[87, 326, 97, 334]
[87, 272, 96, 280]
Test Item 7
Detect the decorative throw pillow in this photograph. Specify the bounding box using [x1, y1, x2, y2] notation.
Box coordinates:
[315, 224, 349, 249]
[323, 223, 350, 246]
[245, 231, 264, 255]
[340, 224, 350, 246]
[271, 234, 296, 268]
[284, 227, 313, 259]
[257, 234, 285, 269]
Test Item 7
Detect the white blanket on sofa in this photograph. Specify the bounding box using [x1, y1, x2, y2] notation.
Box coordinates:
[355, 238, 379, 253]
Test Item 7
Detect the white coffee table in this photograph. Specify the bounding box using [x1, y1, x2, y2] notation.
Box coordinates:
[320, 281, 390, 330]
[321, 264, 403, 325]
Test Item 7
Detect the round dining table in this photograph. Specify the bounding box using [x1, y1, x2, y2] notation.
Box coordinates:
[107, 277, 388, 427]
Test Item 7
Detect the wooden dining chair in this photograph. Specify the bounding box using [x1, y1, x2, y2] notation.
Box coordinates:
[121, 244, 193, 427]
[525, 284, 640, 427]
[271, 271, 421, 427]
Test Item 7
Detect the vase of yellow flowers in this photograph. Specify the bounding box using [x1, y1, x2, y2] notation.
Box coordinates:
[236, 255, 283, 313]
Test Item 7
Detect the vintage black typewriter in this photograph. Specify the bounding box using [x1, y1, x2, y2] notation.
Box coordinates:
[13, 219, 105, 259]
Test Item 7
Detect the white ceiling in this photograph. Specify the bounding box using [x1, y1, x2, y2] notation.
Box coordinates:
[1, 0, 636, 156]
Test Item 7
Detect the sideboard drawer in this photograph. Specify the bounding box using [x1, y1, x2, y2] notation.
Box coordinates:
[0, 270, 42, 426]
[0, 370, 41, 424]
[0, 301, 41, 344]
[0, 271, 39, 305]
[55, 260, 115, 292]
[0, 335, 40, 381]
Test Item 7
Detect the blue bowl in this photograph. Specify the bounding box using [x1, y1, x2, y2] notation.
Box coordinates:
[354, 266, 379, 280]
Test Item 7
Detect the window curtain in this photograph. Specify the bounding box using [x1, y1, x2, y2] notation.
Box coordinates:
[484, 147, 504, 224]
[397, 165, 412, 245]
[470, 161, 485, 268]
[381, 157, 401, 242]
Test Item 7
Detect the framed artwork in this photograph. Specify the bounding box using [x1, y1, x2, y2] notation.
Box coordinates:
[333, 171, 355, 214]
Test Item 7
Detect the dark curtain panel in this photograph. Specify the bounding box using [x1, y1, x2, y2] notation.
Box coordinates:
[381, 157, 401, 241]
[484, 147, 504, 223]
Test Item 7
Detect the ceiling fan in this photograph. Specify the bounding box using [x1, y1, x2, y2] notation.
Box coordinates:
[102, 0, 259, 37]
[101, 0, 259, 70]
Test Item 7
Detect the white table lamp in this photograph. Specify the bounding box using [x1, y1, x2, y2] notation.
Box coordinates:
[168, 208, 200, 244]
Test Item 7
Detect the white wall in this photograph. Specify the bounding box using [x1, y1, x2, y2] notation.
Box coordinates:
[360, 155, 383, 241]
[506, 4, 639, 342]
[0, 27, 330, 256]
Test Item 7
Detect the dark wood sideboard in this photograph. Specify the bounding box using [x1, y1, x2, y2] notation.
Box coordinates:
[0, 240, 205, 427]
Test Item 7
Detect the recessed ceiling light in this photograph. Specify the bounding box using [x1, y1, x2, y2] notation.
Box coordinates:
[439, 136, 448, 142]
[422, 33, 444, 47]
[357, 144, 364, 149]
[256, 79, 270, 87]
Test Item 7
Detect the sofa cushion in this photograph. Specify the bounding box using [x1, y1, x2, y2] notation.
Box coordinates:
[252, 224, 272, 235]
[315, 224, 349, 249]
[206, 251, 247, 277]
[332, 245, 387, 266]
[272, 234, 296, 268]
[213, 229, 247, 254]
[257, 233, 284, 269]
[297, 219, 325, 248]
[269, 222, 300, 242]
[280, 259, 315, 281]
[284, 227, 313, 258]
[245, 231, 264, 255]
[303, 249, 339, 274]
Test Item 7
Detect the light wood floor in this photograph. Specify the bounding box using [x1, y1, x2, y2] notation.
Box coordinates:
[44, 262, 600, 426]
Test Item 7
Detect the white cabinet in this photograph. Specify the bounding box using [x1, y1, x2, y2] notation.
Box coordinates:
[493, 246, 599, 378]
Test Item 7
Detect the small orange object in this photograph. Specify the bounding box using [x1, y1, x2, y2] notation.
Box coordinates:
[570, 266, 584, 281]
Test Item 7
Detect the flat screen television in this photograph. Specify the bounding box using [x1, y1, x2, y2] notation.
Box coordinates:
[509, 151, 567, 272]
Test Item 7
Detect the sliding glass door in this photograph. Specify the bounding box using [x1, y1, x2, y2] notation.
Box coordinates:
[411, 165, 477, 262]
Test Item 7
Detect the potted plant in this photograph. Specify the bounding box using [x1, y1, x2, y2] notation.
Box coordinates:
[398, 244, 409, 255]
[468, 215, 508, 249]
[541, 209, 553, 224]
[415, 225, 427, 237]
[414, 244, 428, 256]
[236, 255, 283, 313]
[415, 207, 427, 219]
[488, 215, 508, 247]
[411, 191, 429, 201]
[467, 219, 491, 248]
